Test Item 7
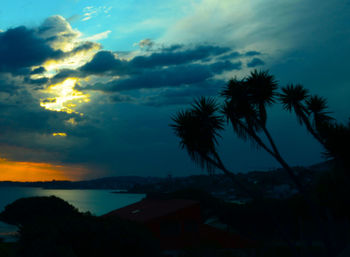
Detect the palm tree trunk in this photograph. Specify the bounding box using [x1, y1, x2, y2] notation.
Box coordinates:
[239, 118, 306, 194]
[301, 113, 325, 146]
[209, 151, 302, 257]
[269, 146, 305, 194]
[246, 122, 337, 256]
[260, 125, 280, 157]
[205, 152, 260, 199]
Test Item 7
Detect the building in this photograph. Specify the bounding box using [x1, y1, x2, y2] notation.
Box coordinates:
[103, 198, 255, 252]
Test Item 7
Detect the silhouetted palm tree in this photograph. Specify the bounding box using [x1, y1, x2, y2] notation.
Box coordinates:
[171, 71, 343, 256]
[246, 70, 278, 125]
[171, 97, 224, 173]
[279, 84, 332, 146]
[279, 84, 309, 123]
[171, 97, 257, 196]
[306, 95, 333, 132]
[221, 70, 305, 193]
[318, 120, 350, 169]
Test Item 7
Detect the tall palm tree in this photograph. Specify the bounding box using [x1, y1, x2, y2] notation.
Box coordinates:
[171, 97, 257, 196]
[221, 70, 305, 193]
[279, 84, 309, 124]
[171, 97, 224, 173]
[171, 72, 336, 255]
[279, 84, 327, 146]
[245, 70, 278, 125]
[306, 95, 333, 132]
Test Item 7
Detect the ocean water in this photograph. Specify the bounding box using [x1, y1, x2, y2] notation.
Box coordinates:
[0, 187, 145, 241]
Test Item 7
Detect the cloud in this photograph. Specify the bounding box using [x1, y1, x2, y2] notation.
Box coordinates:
[75, 43, 245, 95]
[130, 45, 231, 69]
[161, 0, 350, 64]
[0, 15, 100, 78]
[0, 73, 20, 93]
[109, 93, 136, 103]
[30, 67, 46, 75]
[245, 51, 261, 57]
[68, 41, 100, 55]
[81, 6, 113, 22]
[247, 58, 265, 68]
[87, 60, 240, 93]
[79, 51, 130, 75]
[82, 30, 112, 42]
[0, 10, 267, 178]
[0, 16, 102, 167]
[142, 79, 225, 107]
[0, 26, 63, 73]
[136, 38, 155, 49]
[37, 15, 81, 51]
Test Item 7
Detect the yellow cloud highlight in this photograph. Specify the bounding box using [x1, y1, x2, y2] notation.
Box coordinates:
[40, 78, 90, 114]
[0, 158, 88, 182]
[52, 133, 67, 137]
[66, 118, 78, 126]
[42, 43, 99, 78]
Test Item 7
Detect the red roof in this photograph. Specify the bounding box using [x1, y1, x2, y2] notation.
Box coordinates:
[103, 198, 199, 222]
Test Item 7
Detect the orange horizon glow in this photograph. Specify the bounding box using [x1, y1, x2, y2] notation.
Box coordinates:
[0, 158, 89, 182]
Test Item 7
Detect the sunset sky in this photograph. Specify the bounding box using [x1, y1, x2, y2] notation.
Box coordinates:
[0, 0, 349, 181]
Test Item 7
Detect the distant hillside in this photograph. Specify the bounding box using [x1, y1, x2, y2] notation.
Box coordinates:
[0, 161, 332, 194]
[0, 176, 164, 190]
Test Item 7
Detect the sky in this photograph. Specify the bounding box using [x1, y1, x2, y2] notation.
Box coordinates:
[0, 0, 349, 181]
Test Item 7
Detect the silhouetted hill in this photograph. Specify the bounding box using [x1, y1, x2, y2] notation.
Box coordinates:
[0, 161, 331, 194]
[0, 176, 163, 190]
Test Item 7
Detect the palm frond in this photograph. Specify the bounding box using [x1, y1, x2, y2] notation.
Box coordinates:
[279, 84, 309, 111]
[171, 97, 224, 172]
[279, 84, 309, 125]
[246, 70, 278, 106]
[306, 95, 333, 129]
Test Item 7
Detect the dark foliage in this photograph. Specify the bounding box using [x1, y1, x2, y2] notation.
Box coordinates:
[0, 196, 81, 226]
[0, 196, 161, 257]
[171, 70, 350, 256]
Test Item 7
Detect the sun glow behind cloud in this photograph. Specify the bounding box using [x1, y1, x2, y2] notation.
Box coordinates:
[40, 78, 90, 114]
[52, 132, 67, 137]
[0, 158, 87, 182]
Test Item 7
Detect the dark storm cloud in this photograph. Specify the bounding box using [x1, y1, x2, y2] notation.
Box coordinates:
[0, 104, 64, 133]
[79, 51, 130, 75]
[24, 77, 49, 86]
[109, 93, 136, 103]
[245, 51, 261, 57]
[69, 41, 98, 55]
[0, 26, 63, 73]
[50, 69, 82, 85]
[219, 51, 241, 60]
[0, 82, 73, 135]
[0, 83, 93, 163]
[0, 15, 103, 164]
[143, 79, 225, 107]
[30, 67, 46, 75]
[130, 45, 231, 68]
[0, 15, 267, 174]
[210, 60, 242, 73]
[77, 44, 247, 95]
[107, 78, 226, 107]
[78, 44, 233, 77]
[92, 60, 240, 92]
[247, 58, 265, 68]
[0, 75, 20, 94]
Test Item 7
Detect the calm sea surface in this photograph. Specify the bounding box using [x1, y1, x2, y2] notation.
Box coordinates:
[0, 187, 145, 240]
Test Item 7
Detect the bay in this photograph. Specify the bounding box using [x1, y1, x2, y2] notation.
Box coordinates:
[0, 187, 145, 241]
